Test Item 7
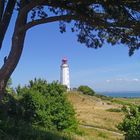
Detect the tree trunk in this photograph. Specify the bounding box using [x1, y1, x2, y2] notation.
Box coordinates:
[0, 79, 7, 100]
[0, 32, 26, 98]
[0, 12, 27, 99]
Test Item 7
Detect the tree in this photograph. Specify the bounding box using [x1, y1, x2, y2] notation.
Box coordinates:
[118, 105, 140, 140]
[0, 1, 140, 98]
[78, 85, 95, 96]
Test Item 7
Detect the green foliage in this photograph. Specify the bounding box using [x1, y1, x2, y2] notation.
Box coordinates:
[95, 94, 113, 101]
[118, 105, 140, 140]
[0, 119, 73, 140]
[6, 78, 14, 94]
[0, 79, 78, 139]
[17, 79, 77, 131]
[78, 85, 95, 96]
[106, 108, 121, 112]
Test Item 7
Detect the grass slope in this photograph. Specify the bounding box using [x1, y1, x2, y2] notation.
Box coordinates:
[67, 92, 125, 140]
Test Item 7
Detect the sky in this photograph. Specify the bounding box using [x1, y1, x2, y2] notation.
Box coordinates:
[0, 15, 140, 92]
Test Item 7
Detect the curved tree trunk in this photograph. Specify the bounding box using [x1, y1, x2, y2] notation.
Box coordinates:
[0, 32, 26, 98]
[0, 12, 27, 99]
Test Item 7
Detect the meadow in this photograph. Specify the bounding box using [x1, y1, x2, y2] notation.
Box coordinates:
[67, 92, 140, 140]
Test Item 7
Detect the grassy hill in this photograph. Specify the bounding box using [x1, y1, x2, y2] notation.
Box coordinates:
[67, 91, 140, 140]
[67, 92, 125, 140]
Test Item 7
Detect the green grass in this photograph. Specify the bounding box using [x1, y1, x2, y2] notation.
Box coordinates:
[112, 98, 140, 107]
[95, 93, 113, 101]
[98, 132, 108, 139]
[0, 122, 74, 140]
[106, 108, 122, 112]
[0, 126, 72, 140]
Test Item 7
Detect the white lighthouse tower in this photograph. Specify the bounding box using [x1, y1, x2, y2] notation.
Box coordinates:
[60, 57, 70, 90]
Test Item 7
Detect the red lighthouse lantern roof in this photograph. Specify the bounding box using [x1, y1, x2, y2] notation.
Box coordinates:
[62, 57, 67, 64]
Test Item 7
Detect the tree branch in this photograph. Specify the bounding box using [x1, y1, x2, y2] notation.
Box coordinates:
[20, 0, 95, 18]
[0, 0, 5, 21]
[20, 0, 46, 17]
[20, 14, 78, 31]
[0, 0, 16, 49]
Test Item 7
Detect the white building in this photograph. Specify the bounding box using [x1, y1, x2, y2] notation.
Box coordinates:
[60, 57, 70, 90]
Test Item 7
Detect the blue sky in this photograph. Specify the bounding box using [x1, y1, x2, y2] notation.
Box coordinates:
[0, 18, 140, 92]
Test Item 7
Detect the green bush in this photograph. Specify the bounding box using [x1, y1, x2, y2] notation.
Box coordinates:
[17, 79, 77, 131]
[0, 79, 78, 139]
[6, 78, 15, 94]
[77, 85, 95, 96]
[95, 94, 113, 101]
[118, 105, 140, 140]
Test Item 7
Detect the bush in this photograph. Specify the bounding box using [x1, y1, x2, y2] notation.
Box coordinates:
[6, 78, 15, 94]
[17, 79, 77, 131]
[77, 85, 95, 96]
[0, 79, 78, 139]
[95, 94, 113, 101]
[118, 105, 140, 140]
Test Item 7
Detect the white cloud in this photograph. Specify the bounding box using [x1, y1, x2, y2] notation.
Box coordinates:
[132, 78, 140, 82]
[106, 80, 111, 83]
[105, 78, 140, 83]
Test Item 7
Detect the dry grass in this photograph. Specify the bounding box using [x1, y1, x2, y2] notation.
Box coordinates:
[67, 92, 125, 140]
[74, 127, 124, 140]
[68, 127, 123, 140]
[68, 92, 124, 131]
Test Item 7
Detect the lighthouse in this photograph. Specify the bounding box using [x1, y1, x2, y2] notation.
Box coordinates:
[60, 57, 70, 90]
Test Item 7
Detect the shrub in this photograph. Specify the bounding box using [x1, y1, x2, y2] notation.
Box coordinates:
[95, 94, 113, 101]
[0, 78, 78, 140]
[6, 78, 15, 94]
[17, 79, 77, 131]
[118, 105, 140, 140]
[77, 85, 95, 96]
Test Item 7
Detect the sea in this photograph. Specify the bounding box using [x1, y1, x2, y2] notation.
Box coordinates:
[99, 91, 140, 98]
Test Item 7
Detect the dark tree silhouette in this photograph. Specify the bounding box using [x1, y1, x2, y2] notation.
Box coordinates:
[0, 0, 140, 99]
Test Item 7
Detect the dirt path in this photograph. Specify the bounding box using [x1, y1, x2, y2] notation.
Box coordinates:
[80, 124, 123, 136]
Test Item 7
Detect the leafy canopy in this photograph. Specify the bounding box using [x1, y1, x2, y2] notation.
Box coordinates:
[118, 105, 140, 140]
[1, 1, 140, 55]
[26, 0, 140, 55]
[78, 85, 95, 96]
[0, 79, 77, 131]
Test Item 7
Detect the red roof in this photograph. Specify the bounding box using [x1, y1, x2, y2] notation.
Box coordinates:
[62, 57, 68, 64]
